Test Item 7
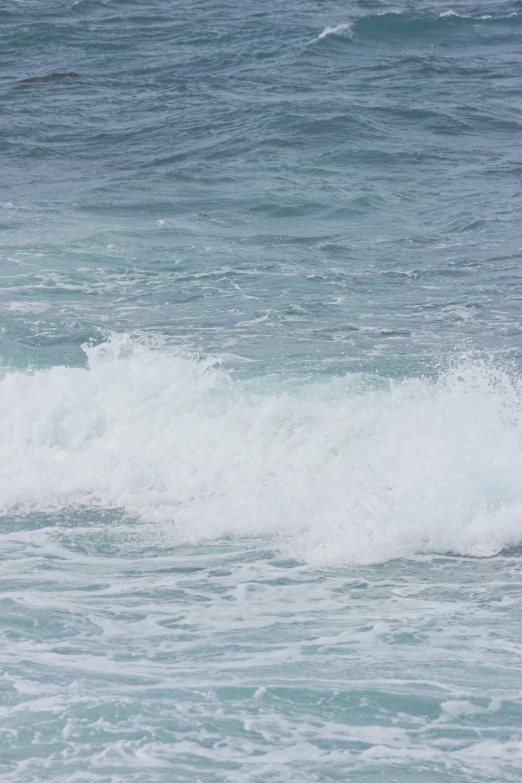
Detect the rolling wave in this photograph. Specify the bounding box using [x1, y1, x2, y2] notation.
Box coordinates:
[2, 334, 522, 564]
[314, 9, 520, 46]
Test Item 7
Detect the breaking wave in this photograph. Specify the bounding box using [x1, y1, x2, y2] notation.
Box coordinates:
[311, 23, 353, 43]
[313, 10, 520, 46]
[2, 334, 522, 564]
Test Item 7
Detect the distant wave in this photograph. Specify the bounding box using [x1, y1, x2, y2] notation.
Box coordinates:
[19, 72, 79, 86]
[313, 10, 520, 45]
[354, 9, 520, 38]
[310, 23, 353, 44]
[2, 333, 522, 564]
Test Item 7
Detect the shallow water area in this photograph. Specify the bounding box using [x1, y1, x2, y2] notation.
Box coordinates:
[3, 509, 522, 783]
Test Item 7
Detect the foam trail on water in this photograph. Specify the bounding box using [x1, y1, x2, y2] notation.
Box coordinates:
[312, 23, 353, 43]
[1, 334, 522, 564]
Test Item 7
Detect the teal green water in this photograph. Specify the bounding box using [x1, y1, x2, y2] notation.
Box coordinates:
[2, 1, 522, 780]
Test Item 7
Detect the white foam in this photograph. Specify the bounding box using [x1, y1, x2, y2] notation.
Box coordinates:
[2, 334, 522, 564]
[439, 10, 502, 21]
[311, 23, 353, 43]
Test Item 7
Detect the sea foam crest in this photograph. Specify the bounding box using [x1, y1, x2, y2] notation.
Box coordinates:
[311, 23, 353, 43]
[1, 334, 522, 564]
[340, 10, 520, 42]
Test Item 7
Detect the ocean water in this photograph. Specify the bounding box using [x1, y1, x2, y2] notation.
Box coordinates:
[2, 0, 522, 780]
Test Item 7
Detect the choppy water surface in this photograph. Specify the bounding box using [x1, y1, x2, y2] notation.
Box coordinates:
[2, 0, 522, 780]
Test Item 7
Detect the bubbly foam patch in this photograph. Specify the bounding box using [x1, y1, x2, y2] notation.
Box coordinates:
[2, 334, 522, 564]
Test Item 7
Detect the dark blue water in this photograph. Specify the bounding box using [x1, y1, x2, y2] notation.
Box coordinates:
[2, 2, 522, 781]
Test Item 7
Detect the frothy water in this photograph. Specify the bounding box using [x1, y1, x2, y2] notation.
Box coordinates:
[2, 335, 522, 564]
[2, 0, 522, 779]
[313, 24, 353, 43]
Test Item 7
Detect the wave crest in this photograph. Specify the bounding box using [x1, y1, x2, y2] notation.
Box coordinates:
[2, 334, 522, 564]
[311, 23, 353, 43]
[314, 10, 520, 46]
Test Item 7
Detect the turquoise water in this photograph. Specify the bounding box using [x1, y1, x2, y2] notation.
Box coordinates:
[2, 1, 522, 780]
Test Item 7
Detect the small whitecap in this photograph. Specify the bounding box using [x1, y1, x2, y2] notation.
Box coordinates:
[311, 23, 353, 44]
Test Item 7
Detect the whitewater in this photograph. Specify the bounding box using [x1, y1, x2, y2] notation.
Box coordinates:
[2, 335, 522, 565]
[2, 0, 522, 780]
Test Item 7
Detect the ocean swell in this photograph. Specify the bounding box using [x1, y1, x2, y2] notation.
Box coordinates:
[332, 10, 521, 44]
